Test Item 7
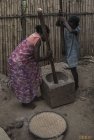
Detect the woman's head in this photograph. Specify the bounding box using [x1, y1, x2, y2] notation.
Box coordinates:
[35, 25, 50, 41]
[68, 16, 80, 29]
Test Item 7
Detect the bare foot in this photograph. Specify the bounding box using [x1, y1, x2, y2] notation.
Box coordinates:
[22, 102, 36, 109]
[34, 96, 43, 102]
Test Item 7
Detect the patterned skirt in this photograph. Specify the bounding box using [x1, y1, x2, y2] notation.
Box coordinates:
[8, 59, 42, 103]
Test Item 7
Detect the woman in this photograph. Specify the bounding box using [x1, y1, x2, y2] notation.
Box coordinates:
[56, 16, 80, 90]
[8, 25, 51, 107]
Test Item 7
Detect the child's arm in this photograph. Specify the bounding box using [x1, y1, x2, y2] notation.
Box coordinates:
[71, 26, 80, 35]
[63, 21, 72, 32]
[56, 17, 72, 32]
[62, 17, 80, 34]
[56, 17, 80, 34]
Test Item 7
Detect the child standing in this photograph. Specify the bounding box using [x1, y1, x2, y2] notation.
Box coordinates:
[56, 16, 80, 90]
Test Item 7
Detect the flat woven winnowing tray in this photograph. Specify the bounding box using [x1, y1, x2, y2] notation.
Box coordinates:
[29, 112, 67, 139]
[0, 127, 10, 140]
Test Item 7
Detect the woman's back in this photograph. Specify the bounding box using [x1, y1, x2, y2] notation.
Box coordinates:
[9, 33, 41, 64]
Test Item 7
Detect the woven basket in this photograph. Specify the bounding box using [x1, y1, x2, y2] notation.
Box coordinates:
[0, 127, 10, 140]
[29, 112, 67, 140]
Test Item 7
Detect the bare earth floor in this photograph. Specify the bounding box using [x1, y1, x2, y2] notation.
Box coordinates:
[0, 60, 94, 140]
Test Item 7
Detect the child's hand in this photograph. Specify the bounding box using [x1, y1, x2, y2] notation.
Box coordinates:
[60, 17, 66, 23]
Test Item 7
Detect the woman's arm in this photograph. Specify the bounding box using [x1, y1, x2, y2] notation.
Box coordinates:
[34, 40, 52, 62]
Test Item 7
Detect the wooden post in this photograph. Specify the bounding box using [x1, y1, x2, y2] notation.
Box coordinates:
[37, 8, 58, 84]
[21, 0, 27, 40]
[59, 0, 65, 60]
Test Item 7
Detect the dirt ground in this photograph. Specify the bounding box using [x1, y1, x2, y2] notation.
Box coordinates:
[0, 59, 94, 140]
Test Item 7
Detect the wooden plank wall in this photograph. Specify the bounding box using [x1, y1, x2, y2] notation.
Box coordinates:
[0, 0, 94, 74]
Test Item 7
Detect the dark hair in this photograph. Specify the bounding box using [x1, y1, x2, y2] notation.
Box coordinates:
[68, 16, 80, 27]
[35, 25, 50, 34]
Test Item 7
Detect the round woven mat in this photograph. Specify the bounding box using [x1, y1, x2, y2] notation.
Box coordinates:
[0, 127, 10, 140]
[29, 112, 67, 139]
